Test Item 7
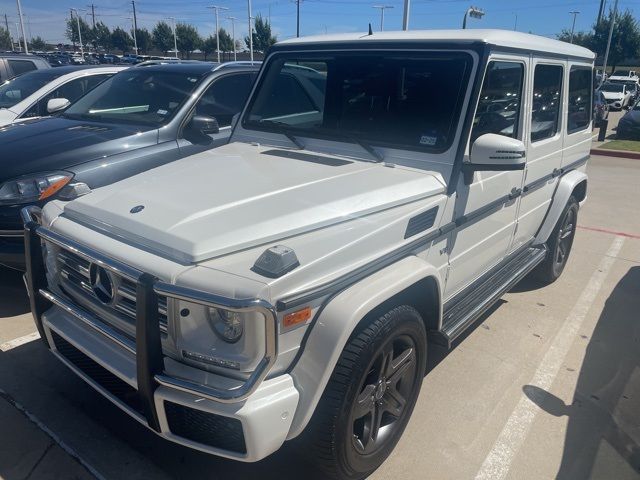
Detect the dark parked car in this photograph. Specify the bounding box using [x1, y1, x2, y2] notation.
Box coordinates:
[616, 99, 640, 139]
[0, 54, 51, 82]
[593, 89, 609, 125]
[0, 62, 260, 269]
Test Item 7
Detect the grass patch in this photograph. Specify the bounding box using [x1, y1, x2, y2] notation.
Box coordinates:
[600, 139, 640, 152]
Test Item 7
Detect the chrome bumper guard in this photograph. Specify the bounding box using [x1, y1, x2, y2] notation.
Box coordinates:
[22, 206, 278, 433]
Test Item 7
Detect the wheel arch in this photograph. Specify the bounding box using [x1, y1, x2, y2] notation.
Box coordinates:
[286, 255, 442, 440]
[534, 169, 587, 245]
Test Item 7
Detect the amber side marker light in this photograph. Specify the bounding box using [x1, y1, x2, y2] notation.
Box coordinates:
[283, 307, 312, 328]
[39, 176, 73, 200]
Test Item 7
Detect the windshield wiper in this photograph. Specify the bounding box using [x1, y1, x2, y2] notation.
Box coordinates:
[347, 135, 384, 162]
[259, 119, 305, 149]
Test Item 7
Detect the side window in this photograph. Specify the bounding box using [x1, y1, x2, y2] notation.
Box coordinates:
[531, 64, 563, 142]
[194, 73, 256, 128]
[471, 61, 524, 143]
[251, 71, 318, 119]
[568, 67, 592, 134]
[8, 59, 37, 76]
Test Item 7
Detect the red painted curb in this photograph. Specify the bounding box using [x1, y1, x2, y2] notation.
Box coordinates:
[590, 148, 640, 160]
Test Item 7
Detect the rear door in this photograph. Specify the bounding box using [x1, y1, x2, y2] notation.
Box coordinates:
[563, 65, 592, 169]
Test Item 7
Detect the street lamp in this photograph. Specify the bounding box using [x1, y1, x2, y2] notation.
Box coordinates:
[16, 0, 28, 53]
[70, 8, 85, 57]
[126, 16, 138, 55]
[372, 5, 394, 32]
[462, 6, 484, 29]
[167, 16, 178, 58]
[228, 16, 237, 61]
[207, 5, 229, 64]
[569, 11, 580, 44]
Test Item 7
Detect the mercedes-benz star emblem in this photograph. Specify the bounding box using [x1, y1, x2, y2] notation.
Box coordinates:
[130, 205, 145, 214]
[89, 264, 115, 305]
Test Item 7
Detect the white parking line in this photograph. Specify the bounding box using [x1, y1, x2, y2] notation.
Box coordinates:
[474, 236, 625, 480]
[0, 331, 41, 352]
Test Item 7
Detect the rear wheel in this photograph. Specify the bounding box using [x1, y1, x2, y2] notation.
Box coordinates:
[301, 305, 427, 480]
[534, 195, 579, 284]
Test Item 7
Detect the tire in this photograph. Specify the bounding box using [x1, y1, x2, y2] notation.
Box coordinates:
[534, 195, 579, 284]
[300, 305, 427, 480]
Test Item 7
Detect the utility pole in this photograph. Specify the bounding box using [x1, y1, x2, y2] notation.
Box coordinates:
[601, 0, 618, 87]
[131, 0, 138, 54]
[514, 13, 518, 31]
[87, 3, 95, 28]
[208, 6, 228, 63]
[126, 16, 137, 54]
[4, 14, 12, 49]
[167, 16, 178, 58]
[14, 22, 20, 51]
[71, 8, 84, 57]
[228, 16, 237, 61]
[597, 0, 606, 26]
[569, 11, 579, 43]
[16, 0, 28, 53]
[402, 0, 410, 30]
[247, 0, 253, 62]
[372, 5, 393, 32]
[295, 0, 300, 37]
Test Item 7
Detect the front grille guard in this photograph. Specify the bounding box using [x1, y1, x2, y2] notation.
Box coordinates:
[22, 206, 278, 432]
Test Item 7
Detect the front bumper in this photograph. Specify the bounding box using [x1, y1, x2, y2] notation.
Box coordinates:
[23, 214, 298, 462]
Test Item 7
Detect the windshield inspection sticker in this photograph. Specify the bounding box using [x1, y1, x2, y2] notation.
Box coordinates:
[419, 135, 437, 146]
[157, 109, 168, 115]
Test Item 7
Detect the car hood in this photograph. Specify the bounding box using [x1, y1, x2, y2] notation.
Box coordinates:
[0, 116, 157, 182]
[63, 142, 446, 264]
[601, 91, 624, 100]
[620, 110, 640, 124]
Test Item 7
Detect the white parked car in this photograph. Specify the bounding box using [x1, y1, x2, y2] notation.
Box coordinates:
[23, 30, 593, 479]
[608, 69, 639, 83]
[0, 65, 125, 126]
[599, 81, 633, 110]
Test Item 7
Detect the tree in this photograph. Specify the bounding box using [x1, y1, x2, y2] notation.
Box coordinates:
[111, 27, 132, 54]
[244, 15, 276, 53]
[591, 9, 640, 70]
[153, 21, 174, 55]
[218, 28, 233, 54]
[556, 29, 592, 49]
[201, 35, 216, 60]
[135, 27, 152, 54]
[175, 23, 201, 59]
[0, 28, 12, 50]
[93, 21, 112, 51]
[65, 15, 93, 47]
[29, 36, 47, 51]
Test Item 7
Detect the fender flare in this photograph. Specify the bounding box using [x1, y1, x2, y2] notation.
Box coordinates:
[534, 169, 587, 245]
[286, 255, 442, 439]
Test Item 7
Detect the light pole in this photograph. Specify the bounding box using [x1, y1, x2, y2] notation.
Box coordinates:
[208, 5, 228, 63]
[569, 11, 580, 43]
[247, 0, 253, 62]
[513, 13, 518, 31]
[126, 16, 137, 55]
[601, 0, 618, 87]
[402, 0, 410, 30]
[228, 16, 237, 61]
[167, 16, 178, 58]
[462, 6, 484, 29]
[372, 5, 393, 32]
[16, 0, 28, 53]
[71, 8, 84, 57]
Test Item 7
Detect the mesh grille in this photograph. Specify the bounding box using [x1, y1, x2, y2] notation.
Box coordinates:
[164, 401, 247, 453]
[51, 330, 144, 415]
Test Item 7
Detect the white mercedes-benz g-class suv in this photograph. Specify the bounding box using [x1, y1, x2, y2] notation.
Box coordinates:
[23, 30, 594, 479]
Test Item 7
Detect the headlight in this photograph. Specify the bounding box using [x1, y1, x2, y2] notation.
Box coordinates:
[0, 171, 74, 206]
[207, 307, 244, 343]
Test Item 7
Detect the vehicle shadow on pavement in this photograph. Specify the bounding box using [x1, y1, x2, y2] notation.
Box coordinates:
[523, 266, 640, 478]
[0, 267, 30, 317]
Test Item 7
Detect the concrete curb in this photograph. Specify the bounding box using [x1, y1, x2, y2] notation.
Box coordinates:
[590, 148, 640, 160]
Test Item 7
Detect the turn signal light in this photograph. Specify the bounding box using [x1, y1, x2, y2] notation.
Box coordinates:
[283, 307, 312, 328]
[39, 176, 73, 200]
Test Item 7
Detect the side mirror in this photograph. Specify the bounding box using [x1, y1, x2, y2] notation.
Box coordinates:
[189, 114, 219, 135]
[467, 133, 526, 172]
[47, 98, 71, 114]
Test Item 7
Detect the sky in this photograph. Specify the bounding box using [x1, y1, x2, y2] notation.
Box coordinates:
[0, 0, 637, 46]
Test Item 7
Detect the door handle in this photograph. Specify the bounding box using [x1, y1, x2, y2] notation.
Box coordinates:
[509, 187, 522, 200]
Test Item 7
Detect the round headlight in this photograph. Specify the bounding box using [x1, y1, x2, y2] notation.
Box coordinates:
[207, 308, 244, 343]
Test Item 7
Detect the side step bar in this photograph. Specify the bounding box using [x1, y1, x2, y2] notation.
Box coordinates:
[434, 246, 547, 347]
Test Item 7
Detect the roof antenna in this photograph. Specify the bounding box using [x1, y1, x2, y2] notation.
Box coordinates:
[368, 23, 373, 35]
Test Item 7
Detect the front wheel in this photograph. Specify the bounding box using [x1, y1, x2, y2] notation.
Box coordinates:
[301, 305, 427, 480]
[534, 195, 579, 284]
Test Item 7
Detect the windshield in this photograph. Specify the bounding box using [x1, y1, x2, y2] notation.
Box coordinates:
[0, 70, 63, 108]
[63, 70, 206, 126]
[600, 83, 624, 92]
[612, 70, 631, 77]
[243, 51, 473, 152]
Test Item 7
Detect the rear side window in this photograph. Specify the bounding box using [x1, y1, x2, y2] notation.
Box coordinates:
[195, 72, 256, 127]
[531, 64, 563, 142]
[568, 67, 592, 134]
[471, 61, 524, 143]
[8, 59, 37, 76]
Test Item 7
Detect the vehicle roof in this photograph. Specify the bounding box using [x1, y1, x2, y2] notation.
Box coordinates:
[23, 65, 122, 75]
[135, 61, 261, 74]
[0, 53, 48, 60]
[278, 29, 595, 60]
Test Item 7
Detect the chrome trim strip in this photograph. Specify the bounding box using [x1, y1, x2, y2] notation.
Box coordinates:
[0, 229, 23, 237]
[40, 288, 137, 354]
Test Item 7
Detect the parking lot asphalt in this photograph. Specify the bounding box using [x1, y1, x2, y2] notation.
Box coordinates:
[0, 153, 639, 480]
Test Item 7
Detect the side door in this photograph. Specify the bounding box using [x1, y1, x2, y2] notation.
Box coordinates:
[444, 57, 528, 300]
[178, 71, 256, 156]
[563, 65, 592, 169]
[512, 60, 564, 250]
[19, 74, 113, 119]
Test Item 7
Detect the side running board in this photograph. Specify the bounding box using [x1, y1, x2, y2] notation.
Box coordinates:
[434, 246, 547, 348]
